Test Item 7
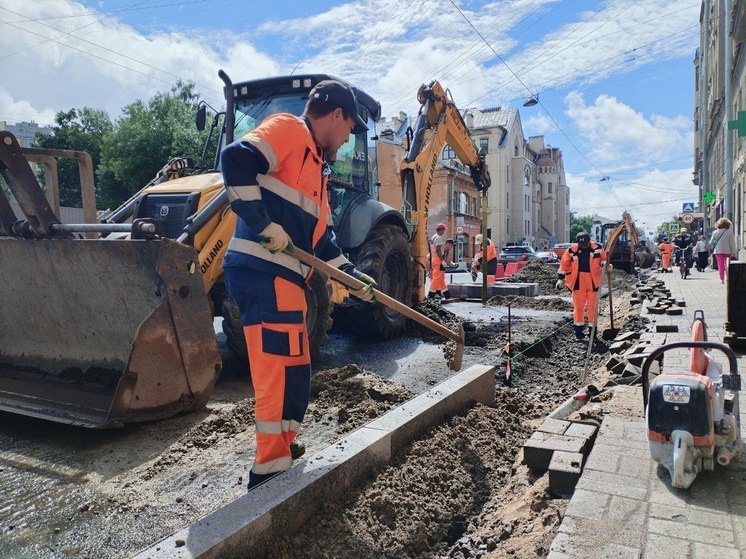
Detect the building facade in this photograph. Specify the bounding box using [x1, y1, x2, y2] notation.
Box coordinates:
[693, 0, 746, 257]
[0, 121, 52, 147]
[374, 106, 570, 263]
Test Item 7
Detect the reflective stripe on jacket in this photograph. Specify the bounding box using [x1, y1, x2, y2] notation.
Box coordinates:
[559, 241, 607, 291]
[220, 113, 349, 285]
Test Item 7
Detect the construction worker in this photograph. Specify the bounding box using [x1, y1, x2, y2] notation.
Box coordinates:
[658, 237, 673, 273]
[220, 79, 378, 490]
[556, 231, 608, 340]
[471, 233, 498, 281]
[428, 223, 454, 299]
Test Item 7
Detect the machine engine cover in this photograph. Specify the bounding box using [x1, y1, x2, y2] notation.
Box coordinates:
[648, 373, 714, 447]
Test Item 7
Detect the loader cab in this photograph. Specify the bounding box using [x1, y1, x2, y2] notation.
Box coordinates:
[224, 75, 382, 231]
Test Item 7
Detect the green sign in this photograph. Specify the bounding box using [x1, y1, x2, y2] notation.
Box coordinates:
[728, 110, 746, 137]
[703, 191, 716, 204]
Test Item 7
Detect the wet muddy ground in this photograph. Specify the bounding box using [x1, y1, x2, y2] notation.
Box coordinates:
[0, 265, 642, 559]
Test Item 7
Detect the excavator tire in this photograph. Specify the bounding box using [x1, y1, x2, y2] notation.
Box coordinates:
[334, 224, 413, 339]
[220, 269, 331, 365]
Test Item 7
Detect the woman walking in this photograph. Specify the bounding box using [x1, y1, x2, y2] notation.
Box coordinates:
[709, 217, 736, 284]
[695, 234, 709, 272]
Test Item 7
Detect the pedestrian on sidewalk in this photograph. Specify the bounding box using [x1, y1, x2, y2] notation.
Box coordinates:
[557, 231, 608, 339]
[695, 234, 709, 272]
[709, 217, 736, 284]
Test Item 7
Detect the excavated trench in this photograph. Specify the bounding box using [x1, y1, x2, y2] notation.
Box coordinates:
[0, 266, 641, 559]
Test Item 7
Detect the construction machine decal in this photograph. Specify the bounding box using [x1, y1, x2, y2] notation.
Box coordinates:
[201, 239, 224, 274]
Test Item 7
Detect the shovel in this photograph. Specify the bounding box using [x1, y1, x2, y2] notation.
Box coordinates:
[601, 265, 620, 340]
[289, 247, 466, 371]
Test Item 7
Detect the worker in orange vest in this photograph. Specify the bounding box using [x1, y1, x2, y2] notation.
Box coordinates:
[557, 231, 608, 339]
[657, 237, 673, 273]
[471, 233, 498, 281]
[428, 223, 454, 299]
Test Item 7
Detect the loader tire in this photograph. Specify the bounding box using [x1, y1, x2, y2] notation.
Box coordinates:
[334, 224, 413, 339]
[220, 271, 331, 366]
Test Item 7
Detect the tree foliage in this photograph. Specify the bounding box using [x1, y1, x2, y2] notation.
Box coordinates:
[97, 81, 209, 210]
[570, 212, 594, 240]
[33, 108, 113, 207]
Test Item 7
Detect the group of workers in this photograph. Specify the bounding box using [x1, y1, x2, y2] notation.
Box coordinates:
[221, 74, 736, 492]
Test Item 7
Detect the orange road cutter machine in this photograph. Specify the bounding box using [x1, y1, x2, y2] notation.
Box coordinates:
[641, 311, 741, 489]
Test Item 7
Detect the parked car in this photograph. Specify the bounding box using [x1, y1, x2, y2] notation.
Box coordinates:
[535, 251, 559, 263]
[498, 245, 537, 264]
[549, 243, 573, 259]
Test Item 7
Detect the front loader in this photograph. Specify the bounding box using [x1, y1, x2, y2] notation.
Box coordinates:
[0, 131, 220, 427]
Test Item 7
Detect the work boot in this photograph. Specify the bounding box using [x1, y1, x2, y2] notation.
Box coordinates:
[573, 325, 585, 340]
[290, 440, 306, 460]
[247, 470, 283, 491]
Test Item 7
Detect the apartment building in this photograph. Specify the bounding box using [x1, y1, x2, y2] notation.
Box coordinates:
[693, 0, 746, 257]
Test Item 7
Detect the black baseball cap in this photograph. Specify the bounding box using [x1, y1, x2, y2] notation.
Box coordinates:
[310, 79, 368, 134]
[576, 232, 591, 243]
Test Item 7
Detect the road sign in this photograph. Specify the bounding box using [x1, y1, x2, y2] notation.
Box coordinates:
[669, 223, 679, 233]
[682, 213, 694, 224]
[682, 202, 695, 213]
[456, 226, 463, 234]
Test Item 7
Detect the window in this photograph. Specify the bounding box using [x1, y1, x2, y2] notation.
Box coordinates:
[480, 138, 489, 152]
[514, 144, 519, 156]
[459, 192, 468, 214]
[506, 192, 510, 209]
[442, 145, 455, 160]
[524, 167, 530, 187]
[548, 182, 553, 193]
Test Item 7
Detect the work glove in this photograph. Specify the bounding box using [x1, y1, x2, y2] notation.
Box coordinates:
[329, 280, 350, 304]
[259, 222, 293, 253]
[555, 273, 565, 290]
[349, 272, 378, 303]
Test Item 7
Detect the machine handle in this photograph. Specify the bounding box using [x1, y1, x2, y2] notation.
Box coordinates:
[641, 341, 740, 411]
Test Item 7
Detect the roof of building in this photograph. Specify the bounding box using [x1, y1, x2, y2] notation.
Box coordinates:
[465, 107, 518, 130]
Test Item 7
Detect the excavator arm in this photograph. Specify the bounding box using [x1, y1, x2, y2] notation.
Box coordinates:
[400, 81, 490, 300]
[603, 211, 653, 272]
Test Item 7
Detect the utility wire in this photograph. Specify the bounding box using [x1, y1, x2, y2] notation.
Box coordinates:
[447, 0, 626, 209]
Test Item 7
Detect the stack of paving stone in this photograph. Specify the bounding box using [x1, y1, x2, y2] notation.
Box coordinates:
[630, 279, 686, 316]
[522, 417, 598, 497]
[603, 329, 668, 387]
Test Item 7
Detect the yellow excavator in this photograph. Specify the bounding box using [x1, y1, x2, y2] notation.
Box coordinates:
[601, 211, 655, 272]
[0, 73, 488, 428]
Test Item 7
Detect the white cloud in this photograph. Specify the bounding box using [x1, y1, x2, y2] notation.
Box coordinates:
[567, 167, 698, 232]
[0, 87, 56, 124]
[564, 91, 691, 167]
[0, 0, 279, 123]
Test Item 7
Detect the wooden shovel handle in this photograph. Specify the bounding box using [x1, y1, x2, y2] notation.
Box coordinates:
[290, 247, 462, 344]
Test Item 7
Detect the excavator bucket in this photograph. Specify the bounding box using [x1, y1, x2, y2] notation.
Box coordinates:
[0, 237, 221, 428]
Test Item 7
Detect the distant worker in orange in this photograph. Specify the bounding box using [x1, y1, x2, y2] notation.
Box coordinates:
[428, 223, 454, 299]
[471, 233, 498, 281]
[658, 237, 673, 273]
[556, 231, 608, 340]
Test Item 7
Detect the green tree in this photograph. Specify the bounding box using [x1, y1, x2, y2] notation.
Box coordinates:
[97, 81, 208, 210]
[33, 107, 113, 208]
[570, 212, 594, 240]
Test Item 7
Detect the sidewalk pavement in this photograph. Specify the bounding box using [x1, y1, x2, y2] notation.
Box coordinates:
[547, 266, 746, 559]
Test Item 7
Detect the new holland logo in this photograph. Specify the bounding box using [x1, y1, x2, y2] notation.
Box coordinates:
[159, 205, 170, 217]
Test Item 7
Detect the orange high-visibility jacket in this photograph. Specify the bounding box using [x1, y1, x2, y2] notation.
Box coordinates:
[559, 241, 607, 290]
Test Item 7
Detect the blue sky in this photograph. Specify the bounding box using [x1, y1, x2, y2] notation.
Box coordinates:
[0, 0, 702, 231]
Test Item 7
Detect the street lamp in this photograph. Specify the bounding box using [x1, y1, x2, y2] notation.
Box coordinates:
[523, 94, 539, 107]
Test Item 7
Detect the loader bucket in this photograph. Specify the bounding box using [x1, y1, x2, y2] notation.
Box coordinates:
[0, 238, 221, 428]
